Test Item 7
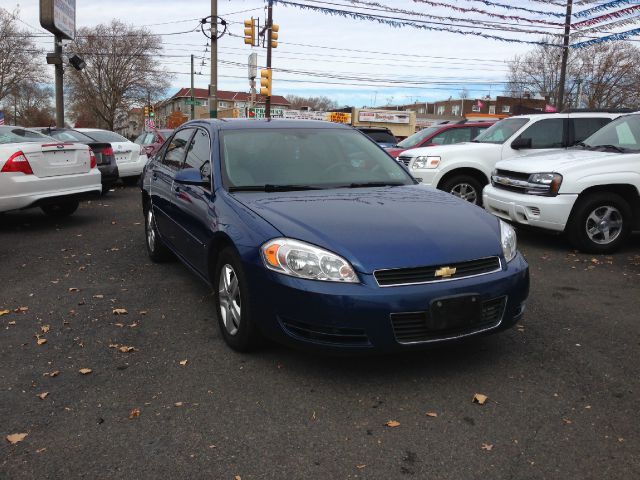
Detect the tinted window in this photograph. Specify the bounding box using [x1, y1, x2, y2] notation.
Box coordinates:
[584, 114, 640, 151]
[83, 130, 129, 143]
[184, 129, 212, 187]
[0, 127, 54, 144]
[572, 118, 612, 145]
[396, 127, 440, 148]
[162, 128, 193, 170]
[360, 130, 397, 144]
[517, 118, 565, 149]
[475, 118, 529, 144]
[430, 127, 473, 145]
[47, 130, 95, 143]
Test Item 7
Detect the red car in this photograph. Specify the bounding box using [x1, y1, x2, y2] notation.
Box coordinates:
[385, 122, 494, 158]
[134, 128, 173, 158]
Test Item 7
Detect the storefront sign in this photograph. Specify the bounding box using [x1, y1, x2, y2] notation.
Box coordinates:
[40, 0, 76, 40]
[358, 110, 410, 124]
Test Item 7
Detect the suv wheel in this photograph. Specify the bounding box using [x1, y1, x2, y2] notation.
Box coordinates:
[440, 175, 484, 205]
[567, 193, 631, 253]
[41, 200, 79, 217]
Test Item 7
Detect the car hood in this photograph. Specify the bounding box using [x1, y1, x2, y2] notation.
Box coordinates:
[495, 149, 620, 174]
[231, 185, 502, 274]
[403, 142, 500, 158]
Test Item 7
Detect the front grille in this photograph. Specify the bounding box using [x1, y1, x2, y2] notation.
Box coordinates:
[495, 169, 530, 181]
[374, 257, 501, 287]
[492, 169, 548, 195]
[280, 318, 370, 346]
[391, 296, 507, 343]
[398, 155, 412, 167]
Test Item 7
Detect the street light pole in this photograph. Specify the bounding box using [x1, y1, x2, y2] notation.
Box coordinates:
[557, 0, 573, 112]
[209, 0, 218, 118]
[54, 35, 64, 127]
[190, 54, 195, 120]
[265, 0, 273, 119]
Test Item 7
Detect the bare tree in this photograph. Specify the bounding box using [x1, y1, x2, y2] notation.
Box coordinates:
[285, 94, 339, 111]
[0, 9, 46, 103]
[1, 83, 55, 126]
[507, 37, 640, 109]
[66, 20, 171, 130]
[459, 87, 469, 100]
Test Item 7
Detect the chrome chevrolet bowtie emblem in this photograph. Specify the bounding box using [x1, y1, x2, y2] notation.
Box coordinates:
[435, 266, 457, 278]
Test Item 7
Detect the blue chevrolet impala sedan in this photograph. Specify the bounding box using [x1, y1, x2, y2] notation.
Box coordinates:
[141, 119, 529, 352]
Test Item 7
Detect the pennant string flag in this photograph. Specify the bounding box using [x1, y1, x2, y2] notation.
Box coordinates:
[571, 26, 640, 48]
[573, 15, 640, 35]
[574, 0, 636, 19]
[573, 5, 640, 28]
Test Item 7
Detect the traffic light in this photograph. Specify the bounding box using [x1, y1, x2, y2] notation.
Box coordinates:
[144, 106, 149, 117]
[260, 69, 272, 96]
[270, 24, 279, 49]
[149, 105, 155, 118]
[244, 18, 256, 46]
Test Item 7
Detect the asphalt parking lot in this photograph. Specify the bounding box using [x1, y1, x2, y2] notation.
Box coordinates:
[1, 185, 639, 480]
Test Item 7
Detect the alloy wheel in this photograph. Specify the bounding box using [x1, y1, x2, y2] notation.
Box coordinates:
[585, 205, 623, 245]
[450, 183, 478, 203]
[218, 264, 241, 336]
[146, 209, 156, 252]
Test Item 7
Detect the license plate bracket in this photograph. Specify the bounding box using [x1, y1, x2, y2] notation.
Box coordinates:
[428, 294, 482, 332]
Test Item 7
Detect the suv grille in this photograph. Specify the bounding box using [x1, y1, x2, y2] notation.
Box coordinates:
[397, 155, 412, 167]
[492, 169, 536, 194]
[390, 296, 507, 343]
[374, 257, 501, 287]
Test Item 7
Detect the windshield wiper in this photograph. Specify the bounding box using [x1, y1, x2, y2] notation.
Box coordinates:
[592, 144, 627, 153]
[573, 141, 590, 149]
[347, 181, 406, 188]
[228, 184, 324, 192]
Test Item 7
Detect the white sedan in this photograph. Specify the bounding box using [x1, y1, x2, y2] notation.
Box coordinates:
[0, 126, 102, 215]
[77, 128, 148, 180]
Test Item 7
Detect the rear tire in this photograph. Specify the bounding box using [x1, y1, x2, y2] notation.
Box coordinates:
[566, 193, 632, 254]
[41, 200, 79, 217]
[213, 247, 262, 352]
[440, 175, 484, 206]
[144, 207, 171, 262]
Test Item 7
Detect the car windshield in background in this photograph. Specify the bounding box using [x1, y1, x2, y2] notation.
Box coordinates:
[0, 126, 55, 144]
[582, 114, 640, 152]
[474, 118, 529, 144]
[84, 130, 129, 143]
[364, 131, 397, 144]
[396, 126, 440, 148]
[221, 128, 414, 190]
[47, 130, 95, 143]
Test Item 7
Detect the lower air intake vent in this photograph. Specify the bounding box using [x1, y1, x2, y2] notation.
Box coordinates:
[280, 318, 370, 346]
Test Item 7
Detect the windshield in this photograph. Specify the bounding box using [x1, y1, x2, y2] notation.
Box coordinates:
[474, 118, 529, 144]
[221, 128, 415, 189]
[83, 130, 129, 143]
[397, 127, 440, 148]
[583, 114, 640, 152]
[47, 129, 95, 143]
[0, 126, 55, 144]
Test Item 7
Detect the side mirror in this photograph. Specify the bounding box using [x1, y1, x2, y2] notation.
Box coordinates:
[174, 167, 210, 187]
[511, 137, 532, 150]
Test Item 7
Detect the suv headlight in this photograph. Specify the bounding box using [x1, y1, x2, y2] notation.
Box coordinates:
[261, 238, 359, 283]
[412, 156, 440, 169]
[527, 172, 563, 196]
[500, 220, 517, 263]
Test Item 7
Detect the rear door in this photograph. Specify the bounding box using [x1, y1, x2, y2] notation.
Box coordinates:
[150, 128, 195, 248]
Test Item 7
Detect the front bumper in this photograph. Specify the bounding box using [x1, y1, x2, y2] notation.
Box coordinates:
[483, 185, 577, 232]
[243, 251, 529, 353]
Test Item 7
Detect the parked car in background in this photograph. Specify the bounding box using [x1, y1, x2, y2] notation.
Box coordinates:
[355, 127, 398, 148]
[387, 121, 494, 158]
[35, 127, 118, 193]
[141, 119, 529, 353]
[484, 113, 640, 253]
[134, 128, 173, 158]
[0, 126, 101, 216]
[399, 112, 621, 205]
[77, 128, 148, 181]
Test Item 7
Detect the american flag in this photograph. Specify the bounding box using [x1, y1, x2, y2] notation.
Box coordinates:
[0, 112, 5, 125]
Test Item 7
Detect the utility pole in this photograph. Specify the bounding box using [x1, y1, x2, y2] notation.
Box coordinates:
[209, 0, 218, 118]
[265, 0, 273, 119]
[190, 54, 195, 120]
[54, 36, 64, 127]
[575, 78, 583, 109]
[557, 0, 573, 112]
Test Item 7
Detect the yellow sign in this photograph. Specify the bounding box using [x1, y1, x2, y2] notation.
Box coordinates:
[328, 112, 352, 124]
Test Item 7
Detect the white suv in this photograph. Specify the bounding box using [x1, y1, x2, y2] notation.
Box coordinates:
[399, 112, 620, 205]
[484, 113, 640, 253]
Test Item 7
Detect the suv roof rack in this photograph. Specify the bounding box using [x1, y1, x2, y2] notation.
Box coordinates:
[561, 108, 634, 113]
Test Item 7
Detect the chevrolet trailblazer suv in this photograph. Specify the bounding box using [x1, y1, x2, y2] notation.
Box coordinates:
[484, 113, 640, 253]
[399, 112, 621, 205]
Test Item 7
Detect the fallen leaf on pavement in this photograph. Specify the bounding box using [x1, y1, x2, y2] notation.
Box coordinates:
[139, 310, 148, 315]
[563, 418, 573, 425]
[41, 325, 50, 333]
[8, 321, 16, 325]
[118, 346, 137, 353]
[36, 448, 47, 453]
[385, 420, 400, 427]
[234, 476, 241, 480]
[174, 402, 184, 407]
[37, 338, 47, 346]
[68, 288, 80, 292]
[93, 294, 104, 299]
[38, 392, 49, 400]
[6, 433, 28, 444]
[128, 408, 141, 419]
[179, 359, 188, 366]
[473, 393, 488, 405]
[481, 443, 493, 451]
[426, 412, 438, 417]
[15, 307, 28, 313]
[0, 309, 10, 316]
[43, 371, 60, 377]
[114, 323, 125, 328]
[357, 464, 367, 469]
[79, 368, 92, 375]
[112, 308, 128, 315]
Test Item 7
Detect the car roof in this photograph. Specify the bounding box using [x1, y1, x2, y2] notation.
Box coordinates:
[432, 122, 494, 130]
[509, 112, 621, 121]
[180, 118, 355, 131]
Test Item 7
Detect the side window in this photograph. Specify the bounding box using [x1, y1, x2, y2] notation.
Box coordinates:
[184, 129, 213, 188]
[517, 119, 565, 149]
[572, 118, 611, 145]
[134, 133, 145, 145]
[162, 128, 193, 170]
[431, 128, 473, 145]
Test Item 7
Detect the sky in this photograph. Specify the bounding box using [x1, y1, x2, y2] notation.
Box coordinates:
[11, 0, 572, 107]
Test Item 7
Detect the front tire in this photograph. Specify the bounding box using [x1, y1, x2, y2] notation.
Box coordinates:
[213, 247, 261, 352]
[41, 200, 79, 217]
[566, 193, 631, 253]
[440, 175, 484, 205]
[144, 207, 171, 262]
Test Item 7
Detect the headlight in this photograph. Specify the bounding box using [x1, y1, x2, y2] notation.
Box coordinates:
[412, 155, 440, 169]
[261, 238, 359, 283]
[500, 220, 517, 263]
[527, 172, 562, 196]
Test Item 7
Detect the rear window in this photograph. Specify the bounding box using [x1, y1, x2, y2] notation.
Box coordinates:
[361, 130, 397, 144]
[46, 130, 95, 143]
[0, 127, 54, 144]
[83, 130, 129, 143]
[572, 118, 612, 144]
